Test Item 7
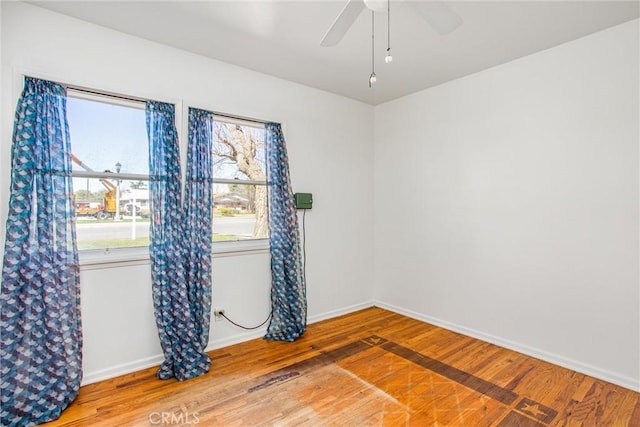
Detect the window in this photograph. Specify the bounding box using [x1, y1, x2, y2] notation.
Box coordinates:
[67, 86, 268, 257]
[212, 119, 268, 243]
[67, 90, 150, 252]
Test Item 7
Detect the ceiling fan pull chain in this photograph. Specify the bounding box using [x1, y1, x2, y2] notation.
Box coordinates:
[385, 0, 393, 63]
[369, 10, 377, 87]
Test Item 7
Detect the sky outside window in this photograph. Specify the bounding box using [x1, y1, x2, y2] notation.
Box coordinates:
[67, 96, 148, 182]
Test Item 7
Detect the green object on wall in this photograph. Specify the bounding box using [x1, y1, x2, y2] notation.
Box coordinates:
[294, 193, 313, 209]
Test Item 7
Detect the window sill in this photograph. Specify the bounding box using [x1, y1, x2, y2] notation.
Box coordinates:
[78, 239, 270, 270]
[212, 239, 270, 257]
[79, 248, 150, 270]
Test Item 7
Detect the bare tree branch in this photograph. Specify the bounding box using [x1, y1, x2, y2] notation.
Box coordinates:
[212, 122, 268, 237]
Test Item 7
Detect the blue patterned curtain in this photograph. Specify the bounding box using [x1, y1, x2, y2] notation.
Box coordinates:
[1, 77, 82, 425]
[264, 122, 307, 341]
[146, 102, 210, 381]
[184, 108, 214, 358]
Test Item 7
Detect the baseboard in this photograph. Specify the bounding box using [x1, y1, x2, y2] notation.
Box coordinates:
[374, 301, 640, 392]
[206, 329, 267, 352]
[307, 300, 376, 324]
[206, 300, 376, 350]
[82, 332, 270, 385]
[82, 354, 165, 385]
[82, 301, 376, 385]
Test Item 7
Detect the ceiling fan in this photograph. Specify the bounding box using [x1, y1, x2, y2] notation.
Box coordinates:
[320, 0, 462, 47]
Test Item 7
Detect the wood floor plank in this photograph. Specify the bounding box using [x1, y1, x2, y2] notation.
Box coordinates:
[39, 307, 638, 426]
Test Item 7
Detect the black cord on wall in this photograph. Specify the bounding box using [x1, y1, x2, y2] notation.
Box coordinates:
[220, 311, 272, 330]
[219, 208, 308, 331]
[302, 208, 307, 286]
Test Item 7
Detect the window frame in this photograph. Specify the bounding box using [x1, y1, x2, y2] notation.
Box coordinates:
[63, 86, 273, 266]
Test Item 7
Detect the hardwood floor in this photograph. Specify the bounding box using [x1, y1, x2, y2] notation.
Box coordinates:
[43, 307, 639, 426]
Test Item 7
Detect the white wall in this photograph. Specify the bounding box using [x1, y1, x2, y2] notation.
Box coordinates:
[374, 19, 639, 390]
[1, 2, 374, 383]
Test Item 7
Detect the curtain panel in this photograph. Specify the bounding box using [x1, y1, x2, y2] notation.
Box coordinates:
[146, 102, 210, 381]
[184, 108, 214, 355]
[264, 122, 307, 342]
[1, 77, 82, 426]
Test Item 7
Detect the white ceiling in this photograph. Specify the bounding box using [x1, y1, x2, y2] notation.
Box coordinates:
[29, 1, 639, 105]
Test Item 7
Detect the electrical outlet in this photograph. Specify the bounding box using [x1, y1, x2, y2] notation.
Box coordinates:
[214, 308, 225, 322]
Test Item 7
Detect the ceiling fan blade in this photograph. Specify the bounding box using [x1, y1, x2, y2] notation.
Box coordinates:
[408, 1, 462, 35]
[320, 0, 365, 47]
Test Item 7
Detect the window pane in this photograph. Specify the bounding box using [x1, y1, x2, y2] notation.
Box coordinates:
[73, 178, 150, 250]
[68, 93, 150, 252]
[212, 120, 268, 243]
[67, 96, 148, 175]
[213, 183, 267, 241]
[212, 122, 266, 181]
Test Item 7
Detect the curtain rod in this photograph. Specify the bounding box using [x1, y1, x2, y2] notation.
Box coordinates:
[65, 85, 147, 105]
[210, 111, 268, 127]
